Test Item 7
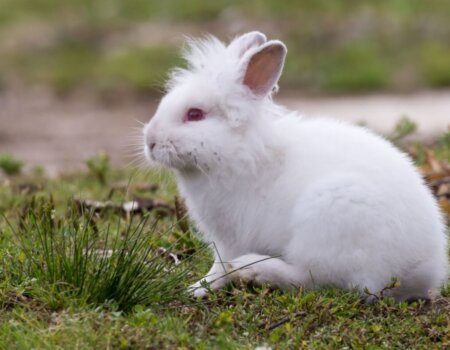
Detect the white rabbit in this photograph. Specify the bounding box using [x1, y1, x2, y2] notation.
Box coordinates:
[143, 31, 448, 301]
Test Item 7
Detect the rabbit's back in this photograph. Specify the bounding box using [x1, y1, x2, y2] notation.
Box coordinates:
[275, 116, 448, 298]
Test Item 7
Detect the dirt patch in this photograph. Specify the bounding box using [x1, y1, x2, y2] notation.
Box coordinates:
[282, 90, 450, 140]
[0, 89, 154, 176]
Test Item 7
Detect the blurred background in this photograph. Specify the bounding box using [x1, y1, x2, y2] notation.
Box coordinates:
[0, 0, 449, 175]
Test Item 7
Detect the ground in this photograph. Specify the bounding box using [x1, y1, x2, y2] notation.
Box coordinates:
[0, 126, 449, 349]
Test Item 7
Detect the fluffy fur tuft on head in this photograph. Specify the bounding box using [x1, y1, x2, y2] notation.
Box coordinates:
[166, 35, 230, 91]
[166, 32, 286, 98]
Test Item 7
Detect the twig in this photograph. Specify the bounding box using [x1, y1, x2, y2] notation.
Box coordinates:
[260, 311, 307, 331]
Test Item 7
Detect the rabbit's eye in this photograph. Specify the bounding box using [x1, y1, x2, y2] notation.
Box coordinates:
[185, 108, 205, 122]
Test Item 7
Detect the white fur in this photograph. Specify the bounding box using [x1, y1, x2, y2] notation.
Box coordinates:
[143, 32, 449, 301]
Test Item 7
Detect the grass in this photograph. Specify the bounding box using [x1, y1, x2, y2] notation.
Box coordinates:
[388, 117, 418, 143]
[435, 131, 450, 163]
[85, 153, 110, 184]
[97, 45, 183, 95]
[0, 153, 23, 176]
[420, 43, 450, 88]
[0, 1, 449, 95]
[7, 197, 192, 312]
[0, 130, 449, 348]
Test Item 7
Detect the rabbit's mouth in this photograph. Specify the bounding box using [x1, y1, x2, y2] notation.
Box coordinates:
[146, 140, 191, 170]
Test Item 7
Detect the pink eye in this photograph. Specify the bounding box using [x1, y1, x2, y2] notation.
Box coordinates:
[184, 108, 205, 122]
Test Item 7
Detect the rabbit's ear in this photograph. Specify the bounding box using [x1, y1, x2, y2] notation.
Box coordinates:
[228, 31, 267, 58]
[242, 40, 287, 96]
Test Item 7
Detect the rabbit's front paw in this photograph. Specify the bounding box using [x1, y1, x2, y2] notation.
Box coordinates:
[191, 287, 208, 298]
[187, 282, 209, 298]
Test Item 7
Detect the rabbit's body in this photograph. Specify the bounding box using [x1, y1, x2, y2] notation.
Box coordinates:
[178, 116, 447, 300]
[143, 32, 448, 300]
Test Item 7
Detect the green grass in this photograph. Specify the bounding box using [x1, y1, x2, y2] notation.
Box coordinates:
[0, 153, 23, 176]
[435, 131, 450, 163]
[420, 43, 450, 88]
[320, 43, 391, 93]
[5, 40, 182, 95]
[0, 0, 449, 95]
[388, 117, 418, 143]
[97, 46, 183, 95]
[85, 153, 111, 184]
[0, 133, 449, 348]
[7, 38, 100, 95]
[7, 197, 193, 312]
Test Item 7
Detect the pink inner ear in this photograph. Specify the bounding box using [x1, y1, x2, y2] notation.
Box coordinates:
[243, 43, 285, 95]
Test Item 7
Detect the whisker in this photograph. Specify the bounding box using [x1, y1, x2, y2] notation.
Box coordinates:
[133, 118, 146, 126]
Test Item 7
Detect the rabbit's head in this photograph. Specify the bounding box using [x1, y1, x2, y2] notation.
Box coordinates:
[143, 31, 287, 174]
